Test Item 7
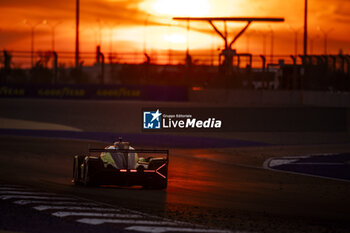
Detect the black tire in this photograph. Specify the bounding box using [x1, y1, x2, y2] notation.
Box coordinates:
[73, 155, 85, 185]
[83, 159, 99, 187]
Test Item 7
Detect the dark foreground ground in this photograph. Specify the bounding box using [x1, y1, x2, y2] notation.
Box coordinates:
[0, 136, 350, 233]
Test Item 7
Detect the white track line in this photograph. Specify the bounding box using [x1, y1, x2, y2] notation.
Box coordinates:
[0, 184, 234, 233]
[13, 200, 98, 206]
[263, 157, 350, 183]
[268, 159, 298, 167]
[125, 226, 233, 233]
[33, 205, 118, 211]
[0, 195, 75, 200]
[52, 211, 142, 218]
[76, 218, 179, 226]
[279, 162, 344, 165]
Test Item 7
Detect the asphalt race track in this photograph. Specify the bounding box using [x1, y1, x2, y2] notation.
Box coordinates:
[0, 99, 350, 233]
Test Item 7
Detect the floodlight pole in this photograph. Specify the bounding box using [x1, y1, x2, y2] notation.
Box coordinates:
[303, 0, 308, 56]
[75, 0, 80, 68]
[224, 21, 228, 49]
[24, 20, 43, 68]
[186, 19, 190, 55]
[31, 27, 35, 67]
[319, 28, 334, 55]
[43, 20, 61, 52]
[51, 25, 56, 52]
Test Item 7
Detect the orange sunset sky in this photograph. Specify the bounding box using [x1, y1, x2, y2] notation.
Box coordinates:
[0, 0, 349, 56]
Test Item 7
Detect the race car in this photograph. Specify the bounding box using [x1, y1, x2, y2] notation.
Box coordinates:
[72, 138, 168, 189]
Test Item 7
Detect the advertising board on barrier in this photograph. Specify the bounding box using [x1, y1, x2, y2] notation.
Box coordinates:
[0, 84, 187, 101]
[142, 108, 224, 132]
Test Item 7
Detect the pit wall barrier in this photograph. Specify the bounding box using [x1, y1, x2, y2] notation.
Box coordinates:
[2, 84, 350, 107]
[0, 84, 188, 102]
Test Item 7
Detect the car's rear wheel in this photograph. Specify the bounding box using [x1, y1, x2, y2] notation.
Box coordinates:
[83, 160, 99, 187]
[73, 155, 85, 185]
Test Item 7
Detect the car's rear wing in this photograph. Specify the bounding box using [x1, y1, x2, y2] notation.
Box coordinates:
[88, 149, 169, 159]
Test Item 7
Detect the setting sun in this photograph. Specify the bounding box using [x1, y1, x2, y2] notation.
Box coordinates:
[164, 34, 186, 44]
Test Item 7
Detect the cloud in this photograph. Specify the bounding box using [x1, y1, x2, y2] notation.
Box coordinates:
[0, 29, 28, 48]
[0, 0, 149, 26]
